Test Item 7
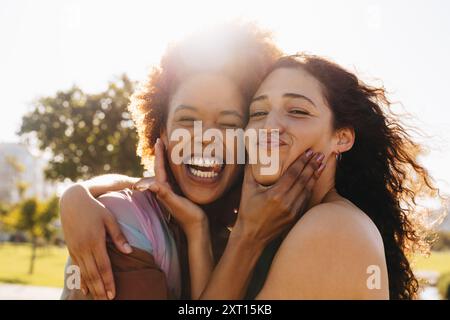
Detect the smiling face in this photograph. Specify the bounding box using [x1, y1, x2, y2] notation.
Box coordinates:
[246, 67, 337, 186]
[162, 73, 246, 204]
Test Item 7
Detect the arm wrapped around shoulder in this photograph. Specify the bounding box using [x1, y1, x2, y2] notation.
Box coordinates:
[63, 242, 171, 300]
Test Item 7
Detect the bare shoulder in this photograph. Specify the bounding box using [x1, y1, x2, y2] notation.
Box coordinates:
[257, 199, 389, 299]
[295, 200, 384, 250]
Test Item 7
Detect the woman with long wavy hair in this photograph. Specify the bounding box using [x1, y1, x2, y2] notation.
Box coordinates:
[146, 53, 444, 299]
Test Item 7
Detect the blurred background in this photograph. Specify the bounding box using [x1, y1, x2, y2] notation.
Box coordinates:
[0, 0, 449, 299]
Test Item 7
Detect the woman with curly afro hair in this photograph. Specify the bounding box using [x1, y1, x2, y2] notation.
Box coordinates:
[60, 22, 307, 300]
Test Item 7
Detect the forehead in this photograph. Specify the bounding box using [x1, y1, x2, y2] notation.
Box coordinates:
[255, 67, 325, 103]
[169, 73, 244, 111]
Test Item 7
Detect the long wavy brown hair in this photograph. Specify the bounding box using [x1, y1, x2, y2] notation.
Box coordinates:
[270, 54, 444, 299]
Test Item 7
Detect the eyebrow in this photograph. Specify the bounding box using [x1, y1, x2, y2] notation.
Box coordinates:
[175, 105, 243, 119]
[220, 110, 244, 119]
[283, 93, 317, 108]
[174, 104, 198, 113]
[251, 95, 268, 103]
[251, 93, 317, 108]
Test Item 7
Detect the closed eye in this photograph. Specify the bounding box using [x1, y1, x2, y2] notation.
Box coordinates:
[289, 109, 310, 116]
[178, 117, 197, 122]
[176, 117, 197, 126]
[219, 123, 241, 128]
[249, 111, 268, 118]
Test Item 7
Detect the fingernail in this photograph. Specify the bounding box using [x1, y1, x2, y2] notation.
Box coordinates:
[305, 149, 313, 158]
[316, 153, 325, 163]
[318, 163, 326, 173]
[135, 184, 147, 191]
[123, 243, 132, 253]
[82, 288, 87, 296]
[107, 291, 114, 300]
[135, 181, 151, 191]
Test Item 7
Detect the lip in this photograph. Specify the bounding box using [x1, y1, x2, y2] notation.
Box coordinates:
[182, 153, 224, 165]
[183, 163, 224, 185]
[258, 137, 288, 148]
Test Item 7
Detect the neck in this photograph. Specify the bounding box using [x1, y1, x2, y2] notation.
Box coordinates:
[307, 159, 337, 210]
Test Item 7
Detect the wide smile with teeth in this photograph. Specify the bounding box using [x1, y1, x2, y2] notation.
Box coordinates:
[185, 156, 224, 179]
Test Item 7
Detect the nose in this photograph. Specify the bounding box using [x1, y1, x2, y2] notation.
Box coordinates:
[263, 111, 286, 135]
[202, 122, 224, 145]
[191, 121, 224, 150]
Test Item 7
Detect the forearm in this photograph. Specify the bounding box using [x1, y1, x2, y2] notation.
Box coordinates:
[185, 223, 214, 299]
[80, 174, 140, 198]
[60, 174, 140, 218]
[198, 223, 265, 300]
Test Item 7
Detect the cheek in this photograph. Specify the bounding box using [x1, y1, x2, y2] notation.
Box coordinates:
[284, 120, 331, 163]
[290, 121, 321, 149]
[166, 147, 183, 177]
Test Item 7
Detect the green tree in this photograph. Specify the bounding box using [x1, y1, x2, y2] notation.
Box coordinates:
[0, 203, 8, 216]
[4, 196, 60, 274]
[19, 74, 143, 181]
[0, 202, 10, 241]
[38, 196, 59, 243]
[5, 155, 28, 201]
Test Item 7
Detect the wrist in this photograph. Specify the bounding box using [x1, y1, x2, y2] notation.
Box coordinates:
[183, 219, 209, 241]
[229, 220, 266, 254]
[231, 219, 267, 246]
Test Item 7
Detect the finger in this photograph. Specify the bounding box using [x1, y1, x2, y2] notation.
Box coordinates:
[270, 149, 315, 194]
[92, 244, 116, 300]
[242, 163, 258, 189]
[70, 255, 89, 296]
[285, 155, 325, 204]
[133, 177, 155, 191]
[103, 211, 132, 254]
[77, 257, 97, 299]
[314, 162, 327, 179]
[290, 162, 327, 216]
[82, 253, 108, 300]
[80, 277, 89, 296]
[148, 181, 183, 213]
[291, 192, 309, 220]
[154, 138, 168, 183]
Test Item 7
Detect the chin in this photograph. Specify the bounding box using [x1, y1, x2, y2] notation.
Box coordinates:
[250, 164, 282, 186]
[176, 178, 226, 205]
[183, 189, 222, 205]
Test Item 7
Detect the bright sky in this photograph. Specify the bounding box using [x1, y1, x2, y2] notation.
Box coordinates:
[1, 0, 450, 193]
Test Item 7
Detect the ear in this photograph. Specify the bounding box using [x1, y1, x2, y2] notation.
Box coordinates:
[333, 127, 355, 154]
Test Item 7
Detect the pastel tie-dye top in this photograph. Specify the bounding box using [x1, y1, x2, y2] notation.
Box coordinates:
[97, 188, 181, 298]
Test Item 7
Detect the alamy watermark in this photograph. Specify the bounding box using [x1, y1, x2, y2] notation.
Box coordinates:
[366, 265, 381, 290]
[66, 264, 81, 290]
[170, 121, 280, 175]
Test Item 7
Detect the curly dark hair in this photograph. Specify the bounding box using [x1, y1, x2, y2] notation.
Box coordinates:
[128, 22, 282, 171]
[270, 53, 444, 299]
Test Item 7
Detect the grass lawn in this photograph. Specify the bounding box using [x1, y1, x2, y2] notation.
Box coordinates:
[0, 242, 449, 288]
[0, 243, 68, 288]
